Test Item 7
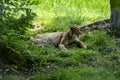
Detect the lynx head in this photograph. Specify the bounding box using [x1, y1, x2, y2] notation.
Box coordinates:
[70, 25, 83, 35]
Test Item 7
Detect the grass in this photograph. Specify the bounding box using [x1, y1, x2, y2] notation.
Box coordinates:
[1, 67, 118, 80]
[28, 67, 116, 80]
[31, 0, 110, 32]
[2, 0, 120, 80]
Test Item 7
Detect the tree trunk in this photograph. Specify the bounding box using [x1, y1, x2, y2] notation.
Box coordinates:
[110, 0, 120, 37]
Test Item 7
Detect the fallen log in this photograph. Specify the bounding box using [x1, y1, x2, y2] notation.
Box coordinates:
[80, 19, 110, 31]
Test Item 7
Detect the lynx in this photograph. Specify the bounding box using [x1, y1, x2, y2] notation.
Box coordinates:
[30, 25, 87, 51]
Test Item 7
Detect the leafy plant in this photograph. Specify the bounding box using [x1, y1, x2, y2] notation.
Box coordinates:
[0, 0, 36, 67]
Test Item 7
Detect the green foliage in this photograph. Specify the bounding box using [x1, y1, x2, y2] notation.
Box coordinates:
[0, 0, 36, 32]
[81, 31, 116, 52]
[29, 67, 116, 80]
[0, 0, 36, 66]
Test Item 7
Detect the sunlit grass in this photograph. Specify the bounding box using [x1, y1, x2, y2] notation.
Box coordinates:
[31, 0, 110, 31]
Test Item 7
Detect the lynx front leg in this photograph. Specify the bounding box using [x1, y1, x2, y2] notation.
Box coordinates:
[59, 44, 68, 51]
[59, 37, 68, 51]
[75, 38, 87, 49]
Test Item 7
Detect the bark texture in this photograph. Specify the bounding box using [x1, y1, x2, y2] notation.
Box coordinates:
[110, 0, 120, 37]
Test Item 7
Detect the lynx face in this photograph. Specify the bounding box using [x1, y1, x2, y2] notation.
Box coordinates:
[70, 26, 83, 35]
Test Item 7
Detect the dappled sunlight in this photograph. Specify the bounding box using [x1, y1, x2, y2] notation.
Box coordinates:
[30, 0, 110, 29]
